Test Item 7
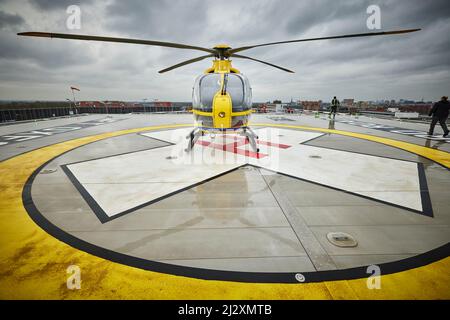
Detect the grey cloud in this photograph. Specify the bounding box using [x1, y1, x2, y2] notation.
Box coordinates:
[0, 33, 95, 68]
[382, 0, 450, 28]
[0, 10, 25, 29]
[284, 0, 368, 35]
[0, 0, 449, 101]
[29, 0, 93, 10]
[104, 0, 209, 42]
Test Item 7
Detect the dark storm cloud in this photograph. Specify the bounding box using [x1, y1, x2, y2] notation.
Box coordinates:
[283, 0, 368, 35]
[0, 0, 449, 100]
[0, 10, 25, 29]
[282, 0, 450, 36]
[104, 0, 209, 41]
[384, 0, 450, 28]
[0, 32, 95, 68]
[234, 0, 450, 78]
[29, 0, 93, 10]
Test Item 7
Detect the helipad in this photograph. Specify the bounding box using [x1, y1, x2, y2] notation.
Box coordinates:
[0, 113, 449, 299]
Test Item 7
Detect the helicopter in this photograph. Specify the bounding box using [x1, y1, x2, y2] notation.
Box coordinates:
[18, 28, 420, 152]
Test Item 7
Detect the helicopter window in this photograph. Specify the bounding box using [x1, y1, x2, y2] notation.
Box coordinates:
[225, 74, 244, 108]
[192, 73, 252, 113]
[199, 73, 221, 110]
[192, 75, 201, 109]
[242, 75, 252, 109]
[227, 74, 252, 111]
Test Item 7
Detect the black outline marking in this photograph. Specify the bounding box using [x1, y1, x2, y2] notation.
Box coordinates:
[417, 163, 433, 217]
[258, 124, 450, 172]
[253, 164, 433, 217]
[63, 130, 432, 221]
[20, 126, 449, 283]
[61, 163, 247, 223]
[23, 161, 450, 283]
[303, 134, 423, 163]
[297, 133, 326, 145]
[61, 139, 173, 167]
[334, 118, 450, 143]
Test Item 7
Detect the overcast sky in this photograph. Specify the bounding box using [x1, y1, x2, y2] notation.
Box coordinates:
[0, 0, 449, 102]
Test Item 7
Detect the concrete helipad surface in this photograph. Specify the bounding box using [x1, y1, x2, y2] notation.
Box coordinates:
[0, 113, 449, 299]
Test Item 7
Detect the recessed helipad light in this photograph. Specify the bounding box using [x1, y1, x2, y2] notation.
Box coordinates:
[40, 169, 57, 174]
[295, 273, 305, 282]
[218, 112, 226, 118]
[309, 155, 322, 159]
[326, 232, 358, 247]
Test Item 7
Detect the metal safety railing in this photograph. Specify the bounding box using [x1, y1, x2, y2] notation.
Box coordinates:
[0, 105, 188, 123]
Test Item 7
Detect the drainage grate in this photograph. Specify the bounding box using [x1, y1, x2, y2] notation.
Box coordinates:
[309, 155, 322, 159]
[326, 232, 358, 247]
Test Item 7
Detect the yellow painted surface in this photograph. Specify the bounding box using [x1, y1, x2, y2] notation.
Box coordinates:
[192, 108, 251, 118]
[204, 59, 239, 74]
[212, 92, 232, 129]
[192, 109, 213, 117]
[0, 123, 449, 300]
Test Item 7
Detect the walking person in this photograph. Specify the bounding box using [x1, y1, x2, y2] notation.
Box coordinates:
[330, 96, 339, 119]
[428, 96, 449, 137]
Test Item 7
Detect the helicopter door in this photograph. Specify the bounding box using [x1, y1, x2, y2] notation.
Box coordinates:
[225, 74, 252, 127]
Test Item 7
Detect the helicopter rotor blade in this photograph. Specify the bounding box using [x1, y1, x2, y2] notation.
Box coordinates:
[232, 54, 294, 73]
[17, 32, 216, 54]
[229, 29, 421, 54]
[158, 54, 215, 73]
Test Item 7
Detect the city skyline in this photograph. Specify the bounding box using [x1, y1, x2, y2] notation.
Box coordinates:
[0, 97, 436, 104]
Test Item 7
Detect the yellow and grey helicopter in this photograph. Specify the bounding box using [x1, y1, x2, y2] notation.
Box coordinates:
[18, 28, 419, 152]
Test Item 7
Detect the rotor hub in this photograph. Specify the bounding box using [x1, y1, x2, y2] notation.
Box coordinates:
[213, 44, 232, 59]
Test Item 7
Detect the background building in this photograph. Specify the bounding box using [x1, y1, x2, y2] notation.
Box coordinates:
[301, 100, 322, 111]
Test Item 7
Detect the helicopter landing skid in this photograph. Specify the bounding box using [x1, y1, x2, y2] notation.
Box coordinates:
[185, 127, 203, 152]
[185, 127, 260, 153]
[241, 127, 259, 153]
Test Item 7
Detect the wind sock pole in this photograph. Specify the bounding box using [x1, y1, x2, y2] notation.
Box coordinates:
[70, 86, 80, 114]
[71, 88, 76, 114]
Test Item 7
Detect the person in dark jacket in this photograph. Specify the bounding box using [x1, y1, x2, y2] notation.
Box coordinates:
[330, 96, 339, 119]
[428, 96, 449, 137]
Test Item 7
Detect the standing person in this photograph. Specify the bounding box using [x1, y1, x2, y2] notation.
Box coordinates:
[330, 96, 340, 119]
[428, 96, 449, 137]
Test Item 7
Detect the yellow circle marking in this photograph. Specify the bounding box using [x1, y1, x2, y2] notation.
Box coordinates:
[0, 123, 449, 299]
